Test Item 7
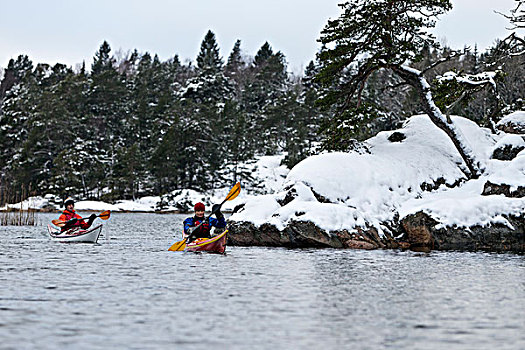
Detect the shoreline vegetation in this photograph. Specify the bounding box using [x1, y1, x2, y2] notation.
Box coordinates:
[0, 208, 205, 214]
[0, 185, 38, 226]
[0, 207, 235, 215]
[1, 209, 38, 226]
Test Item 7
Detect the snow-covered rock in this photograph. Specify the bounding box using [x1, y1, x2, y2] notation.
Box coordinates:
[232, 115, 492, 231]
[491, 134, 525, 160]
[496, 110, 525, 134]
[229, 113, 525, 252]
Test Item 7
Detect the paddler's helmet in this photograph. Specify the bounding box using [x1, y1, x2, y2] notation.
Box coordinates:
[194, 202, 205, 211]
[64, 197, 75, 207]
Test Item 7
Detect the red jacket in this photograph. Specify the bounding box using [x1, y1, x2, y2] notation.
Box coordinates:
[59, 209, 90, 230]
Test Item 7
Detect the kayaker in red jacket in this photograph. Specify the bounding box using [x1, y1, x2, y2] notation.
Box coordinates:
[183, 202, 226, 241]
[58, 197, 97, 232]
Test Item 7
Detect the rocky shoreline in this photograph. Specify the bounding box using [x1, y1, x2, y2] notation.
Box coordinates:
[228, 208, 525, 253]
[227, 114, 525, 253]
[227, 177, 525, 253]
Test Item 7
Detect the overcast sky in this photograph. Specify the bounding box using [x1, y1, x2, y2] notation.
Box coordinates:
[0, 0, 521, 74]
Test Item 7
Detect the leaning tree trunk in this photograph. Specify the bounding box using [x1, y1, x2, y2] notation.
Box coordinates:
[392, 65, 485, 179]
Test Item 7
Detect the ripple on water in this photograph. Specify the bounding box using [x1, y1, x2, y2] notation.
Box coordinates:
[1, 213, 524, 349]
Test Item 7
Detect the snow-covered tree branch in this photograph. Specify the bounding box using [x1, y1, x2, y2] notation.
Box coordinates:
[316, 0, 485, 178]
[434, 70, 505, 130]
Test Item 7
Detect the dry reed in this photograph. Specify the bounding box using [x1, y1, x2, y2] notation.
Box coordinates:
[0, 182, 38, 226]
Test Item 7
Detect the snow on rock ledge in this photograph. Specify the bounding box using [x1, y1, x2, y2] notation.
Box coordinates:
[491, 134, 525, 160]
[496, 110, 525, 134]
[230, 114, 525, 251]
[231, 115, 486, 232]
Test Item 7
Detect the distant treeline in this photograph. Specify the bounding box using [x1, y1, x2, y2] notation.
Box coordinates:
[1, 26, 523, 202]
[0, 32, 325, 202]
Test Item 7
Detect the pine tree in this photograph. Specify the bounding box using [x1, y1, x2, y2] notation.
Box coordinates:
[88, 41, 128, 199]
[225, 39, 244, 74]
[316, 0, 486, 179]
[508, 0, 525, 29]
[47, 69, 94, 197]
[245, 42, 288, 111]
[225, 39, 249, 101]
[0, 56, 35, 187]
[217, 100, 255, 184]
[283, 61, 325, 166]
[16, 64, 73, 190]
[243, 42, 289, 154]
[196, 30, 224, 74]
[254, 42, 273, 67]
[0, 55, 33, 102]
[181, 30, 233, 104]
[91, 41, 114, 75]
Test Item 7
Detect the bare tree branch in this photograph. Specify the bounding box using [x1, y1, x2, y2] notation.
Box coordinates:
[421, 50, 462, 75]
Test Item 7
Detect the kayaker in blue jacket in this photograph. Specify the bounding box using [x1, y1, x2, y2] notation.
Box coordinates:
[183, 202, 226, 241]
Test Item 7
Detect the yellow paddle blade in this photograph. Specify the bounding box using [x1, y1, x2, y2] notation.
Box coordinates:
[226, 182, 241, 201]
[51, 219, 66, 227]
[168, 240, 186, 251]
[98, 210, 111, 220]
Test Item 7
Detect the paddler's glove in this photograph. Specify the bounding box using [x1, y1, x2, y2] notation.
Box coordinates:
[87, 214, 97, 224]
[212, 204, 223, 219]
[187, 227, 200, 240]
[190, 225, 203, 234]
[63, 218, 77, 228]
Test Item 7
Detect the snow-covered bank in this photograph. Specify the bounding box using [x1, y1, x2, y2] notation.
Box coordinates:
[1, 155, 289, 213]
[3, 112, 524, 251]
[230, 113, 525, 240]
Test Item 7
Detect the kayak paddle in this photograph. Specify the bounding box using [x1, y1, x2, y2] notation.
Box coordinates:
[52, 210, 111, 227]
[168, 182, 241, 252]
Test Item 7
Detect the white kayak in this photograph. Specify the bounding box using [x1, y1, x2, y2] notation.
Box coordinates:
[47, 224, 103, 243]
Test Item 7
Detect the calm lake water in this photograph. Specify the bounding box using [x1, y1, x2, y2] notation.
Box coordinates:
[1, 212, 524, 350]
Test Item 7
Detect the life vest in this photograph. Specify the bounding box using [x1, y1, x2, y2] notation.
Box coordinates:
[58, 209, 89, 231]
[192, 216, 211, 237]
[183, 215, 227, 239]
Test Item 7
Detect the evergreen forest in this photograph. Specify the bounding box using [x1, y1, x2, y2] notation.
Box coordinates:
[1, 1, 524, 203]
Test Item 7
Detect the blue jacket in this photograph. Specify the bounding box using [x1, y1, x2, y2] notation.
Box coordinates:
[183, 215, 226, 239]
